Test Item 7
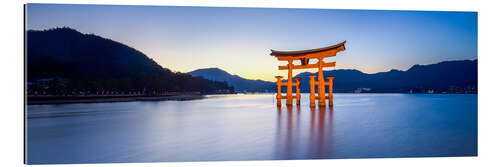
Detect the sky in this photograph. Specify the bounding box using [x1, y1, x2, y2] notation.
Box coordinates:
[26, 4, 477, 82]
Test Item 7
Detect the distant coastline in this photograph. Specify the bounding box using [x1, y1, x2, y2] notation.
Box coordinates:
[27, 91, 478, 105]
[27, 92, 205, 105]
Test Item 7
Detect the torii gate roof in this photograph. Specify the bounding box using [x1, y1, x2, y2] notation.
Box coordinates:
[270, 40, 346, 57]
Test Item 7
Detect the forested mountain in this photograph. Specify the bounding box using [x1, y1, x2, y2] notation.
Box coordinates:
[27, 27, 234, 95]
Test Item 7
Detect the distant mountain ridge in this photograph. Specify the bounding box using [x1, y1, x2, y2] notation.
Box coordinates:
[295, 59, 477, 93]
[190, 59, 477, 93]
[188, 68, 274, 92]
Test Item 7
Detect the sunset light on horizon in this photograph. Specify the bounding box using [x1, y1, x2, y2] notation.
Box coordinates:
[26, 4, 477, 82]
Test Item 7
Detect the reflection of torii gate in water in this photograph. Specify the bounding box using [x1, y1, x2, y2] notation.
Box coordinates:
[271, 41, 346, 107]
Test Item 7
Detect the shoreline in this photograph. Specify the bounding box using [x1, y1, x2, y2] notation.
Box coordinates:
[26, 92, 477, 105]
[27, 94, 204, 105]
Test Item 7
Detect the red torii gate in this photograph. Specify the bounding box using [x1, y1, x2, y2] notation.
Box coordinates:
[271, 41, 346, 107]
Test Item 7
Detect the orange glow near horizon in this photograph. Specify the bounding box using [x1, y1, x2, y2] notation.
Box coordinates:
[26, 4, 477, 82]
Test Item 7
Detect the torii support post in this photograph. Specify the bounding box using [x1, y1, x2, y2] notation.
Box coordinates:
[276, 76, 301, 107]
[317, 57, 326, 107]
[295, 78, 302, 105]
[286, 60, 293, 106]
[327, 76, 335, 107]
[308, 75, 316, 107]
[275, 76, 283, 107]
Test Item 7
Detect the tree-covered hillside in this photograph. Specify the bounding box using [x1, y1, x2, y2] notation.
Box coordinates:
[27, 28, 234, 95]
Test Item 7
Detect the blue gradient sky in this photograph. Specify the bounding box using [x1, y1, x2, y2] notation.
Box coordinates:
[26, 4, 477, 81]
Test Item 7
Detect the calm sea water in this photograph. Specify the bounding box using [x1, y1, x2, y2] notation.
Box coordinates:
[26, 94, 477, 164]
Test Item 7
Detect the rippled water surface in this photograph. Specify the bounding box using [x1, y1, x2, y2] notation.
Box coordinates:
[26, 94, 477, 164]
